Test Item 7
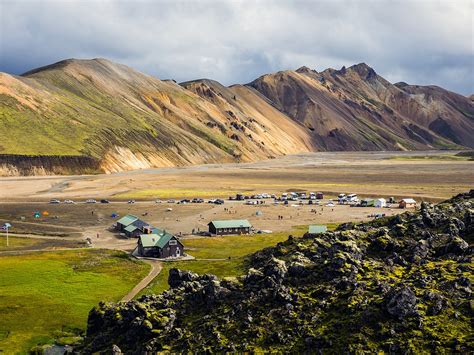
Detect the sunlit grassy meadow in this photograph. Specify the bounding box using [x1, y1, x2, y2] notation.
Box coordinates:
[0, 249, 149, 353]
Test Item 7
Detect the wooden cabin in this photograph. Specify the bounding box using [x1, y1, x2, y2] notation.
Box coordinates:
[137, 231, 184, 258]
[208, 219, 251, 235]
[114, 214, 138, 232]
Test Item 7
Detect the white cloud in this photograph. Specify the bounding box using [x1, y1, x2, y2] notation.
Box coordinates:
[0, 0, 472, 94]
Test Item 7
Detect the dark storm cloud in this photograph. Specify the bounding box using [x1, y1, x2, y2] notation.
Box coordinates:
[0, 0, 472, 94]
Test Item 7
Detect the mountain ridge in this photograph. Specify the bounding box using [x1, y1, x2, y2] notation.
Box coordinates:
[0, 58, 472, 175]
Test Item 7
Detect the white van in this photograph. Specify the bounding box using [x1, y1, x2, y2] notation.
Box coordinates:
[338, 193, 346, 204]
[346, 194, 359, 203]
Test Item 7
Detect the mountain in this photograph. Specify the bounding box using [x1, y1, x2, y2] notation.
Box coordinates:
[0, 59, 472, 175]
[82, 190, 474, 352]
[0, 58, 313, 174]
[248, 63, 474, 151]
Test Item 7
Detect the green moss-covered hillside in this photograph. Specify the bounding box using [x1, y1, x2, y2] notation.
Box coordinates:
[82, 190, 473, 353]
[0, 58, 313, 173]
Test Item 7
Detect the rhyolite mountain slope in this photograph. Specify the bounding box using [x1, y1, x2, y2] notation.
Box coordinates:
[0, 58, 314, 174]
[248, 64, 474, 151]
[0, 59, 473, 175]
[82, 191, 473, 353]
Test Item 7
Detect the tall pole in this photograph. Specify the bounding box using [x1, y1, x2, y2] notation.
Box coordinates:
[6, 226, 8, 247]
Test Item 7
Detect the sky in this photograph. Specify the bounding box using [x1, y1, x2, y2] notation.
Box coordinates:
[0, 0, 473, 95]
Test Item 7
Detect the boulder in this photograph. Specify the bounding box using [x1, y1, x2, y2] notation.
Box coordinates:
[385, 287, 419, 320]
[263, 257, 287, 283]
[168, 269, 199, 288]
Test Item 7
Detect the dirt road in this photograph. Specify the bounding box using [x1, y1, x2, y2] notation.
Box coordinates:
[121, 259, 163, 302]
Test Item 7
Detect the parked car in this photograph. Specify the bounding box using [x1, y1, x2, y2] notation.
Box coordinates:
[49, 199, 61, 204]
[86, 199, 97, 204]
[167, 199, 176, 203]
[192, 198, 204, 203]
[127, 200, 135, 204]
[100, 199, 110, 204]
[214, 199, 225, 205]
[64, 200, 75, 204]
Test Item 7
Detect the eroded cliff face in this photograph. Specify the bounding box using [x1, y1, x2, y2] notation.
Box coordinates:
[0, 155, 102, 176]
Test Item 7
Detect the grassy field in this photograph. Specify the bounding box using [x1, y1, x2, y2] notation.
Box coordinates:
[0, 235, 85, 252]
[139, 225, 322, 296]
[0, 249, 149, 353]
[0, 236, 43, 251]
[114, 188, 240, 200]
[184, 227, 310, 259]
[387, 153, 472, 161]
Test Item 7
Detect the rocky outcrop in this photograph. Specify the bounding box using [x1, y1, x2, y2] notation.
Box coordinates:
[82, 190, 474, 353]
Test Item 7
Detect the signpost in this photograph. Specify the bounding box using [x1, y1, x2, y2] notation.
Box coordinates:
[3, 223, 12, 247]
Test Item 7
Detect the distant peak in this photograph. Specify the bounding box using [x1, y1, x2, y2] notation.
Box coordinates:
[21, 58, 76, 76]
[296, 66, 317, 74]
[347, 62, 377, 80]
[395, 82, 410, 89]
[330, 63, 376, 78]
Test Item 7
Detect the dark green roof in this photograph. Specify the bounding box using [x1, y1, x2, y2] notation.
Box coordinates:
[308, 225, 328, 234]
[116, 214, 138, 226]
[209, 220, 251, 229]
[139, 231, 177, 248]
[124, 224, 139, 233]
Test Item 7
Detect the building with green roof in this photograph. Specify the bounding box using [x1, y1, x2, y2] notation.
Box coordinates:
[137, 231, 184, 258]
[208, 219, 252, 235]
[115, 214, 139, 231]
[308, 225, 328, 235]
[124, 224, 142, 238]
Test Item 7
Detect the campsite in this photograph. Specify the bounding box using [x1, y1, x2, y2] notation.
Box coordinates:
[0, 151, 473, 352]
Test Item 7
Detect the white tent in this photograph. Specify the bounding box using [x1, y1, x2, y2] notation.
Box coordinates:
[375, 198, 387, 208]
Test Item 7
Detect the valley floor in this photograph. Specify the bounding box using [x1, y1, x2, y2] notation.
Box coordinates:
[0, 150, 472, 202]
[0, 150, 472, 352]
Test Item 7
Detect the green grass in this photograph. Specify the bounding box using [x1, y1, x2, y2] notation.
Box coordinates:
[115, 188, 239, 199]
[387, 154, 471, 161]
[184, 226, 307, 259]
[0, 236, 43, 251]
[0, 249, 149, 353]
[140, 226, 310, 296]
